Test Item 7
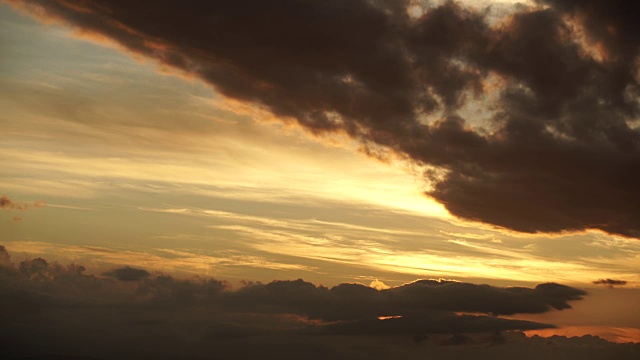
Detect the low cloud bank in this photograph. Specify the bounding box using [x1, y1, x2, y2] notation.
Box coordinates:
[1, 245, 637, 359]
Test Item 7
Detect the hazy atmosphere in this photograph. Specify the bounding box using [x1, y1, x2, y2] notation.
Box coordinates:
[1, 0, 639, 359]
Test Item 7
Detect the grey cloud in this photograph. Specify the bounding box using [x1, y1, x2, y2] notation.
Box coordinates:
[202, 323, 270, 340]
[19, 257, 49, 277]
[102, 266, 150, 281]
[226, 279, 586, 321]
[593, 278, 628, 286]
[136, 274, 229, 306]
[0, 245, 10, 266]
[8, 0, 640, 238]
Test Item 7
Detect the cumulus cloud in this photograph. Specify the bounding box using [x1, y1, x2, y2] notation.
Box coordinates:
[593, 278, 628, 286]
[0, 246, 635, 359]
[6, 0, 640, 238]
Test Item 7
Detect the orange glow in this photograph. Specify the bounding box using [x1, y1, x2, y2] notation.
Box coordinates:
[57, 0, 98, 15]
[562, 14, 611, 63]
[525, 326, 640, 344]
[378, 316, 403, 320]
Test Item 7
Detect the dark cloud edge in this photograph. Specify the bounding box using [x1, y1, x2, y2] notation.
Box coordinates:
[5, 0, 640, 239]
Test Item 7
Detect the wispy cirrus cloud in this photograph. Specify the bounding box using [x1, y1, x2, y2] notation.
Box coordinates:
[133, 205, 640, 284]
[4, 241, 316, 278]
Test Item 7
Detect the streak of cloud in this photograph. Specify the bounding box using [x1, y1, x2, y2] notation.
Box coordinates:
[593, 278, 628, 286]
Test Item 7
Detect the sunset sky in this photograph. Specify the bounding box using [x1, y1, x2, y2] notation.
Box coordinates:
[1, 0, 639, 358]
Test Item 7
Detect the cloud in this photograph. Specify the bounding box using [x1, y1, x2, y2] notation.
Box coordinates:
[369, 278, 390, 290]
[0, 246, 584, 323]
[102, 266, 151, 281]
[0, 195, 47, 214]
[593, 278, 628, 286]
[307, 314, 552, 336]
[0, 245, 636, 359]
[0, 245, 10, 266]
[18, 257, 49, 277]
[526, 326, 640, 344]
[6, 0, 640, 238]
[225, 279, 587, 321]
[0, 195, 28, 210]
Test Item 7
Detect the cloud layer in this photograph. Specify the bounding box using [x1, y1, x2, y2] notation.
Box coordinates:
[0, 246, 637, 359]
[0, 247, 581, 323]
[7, 0, 640, 238]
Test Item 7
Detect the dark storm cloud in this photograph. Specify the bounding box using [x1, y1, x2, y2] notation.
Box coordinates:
[102, 266, 150, 281]
[593, 278, 628, 286]
[7, 0, 640, 237]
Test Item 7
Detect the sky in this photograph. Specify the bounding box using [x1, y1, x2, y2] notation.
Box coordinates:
[0, 0, 639, 358]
